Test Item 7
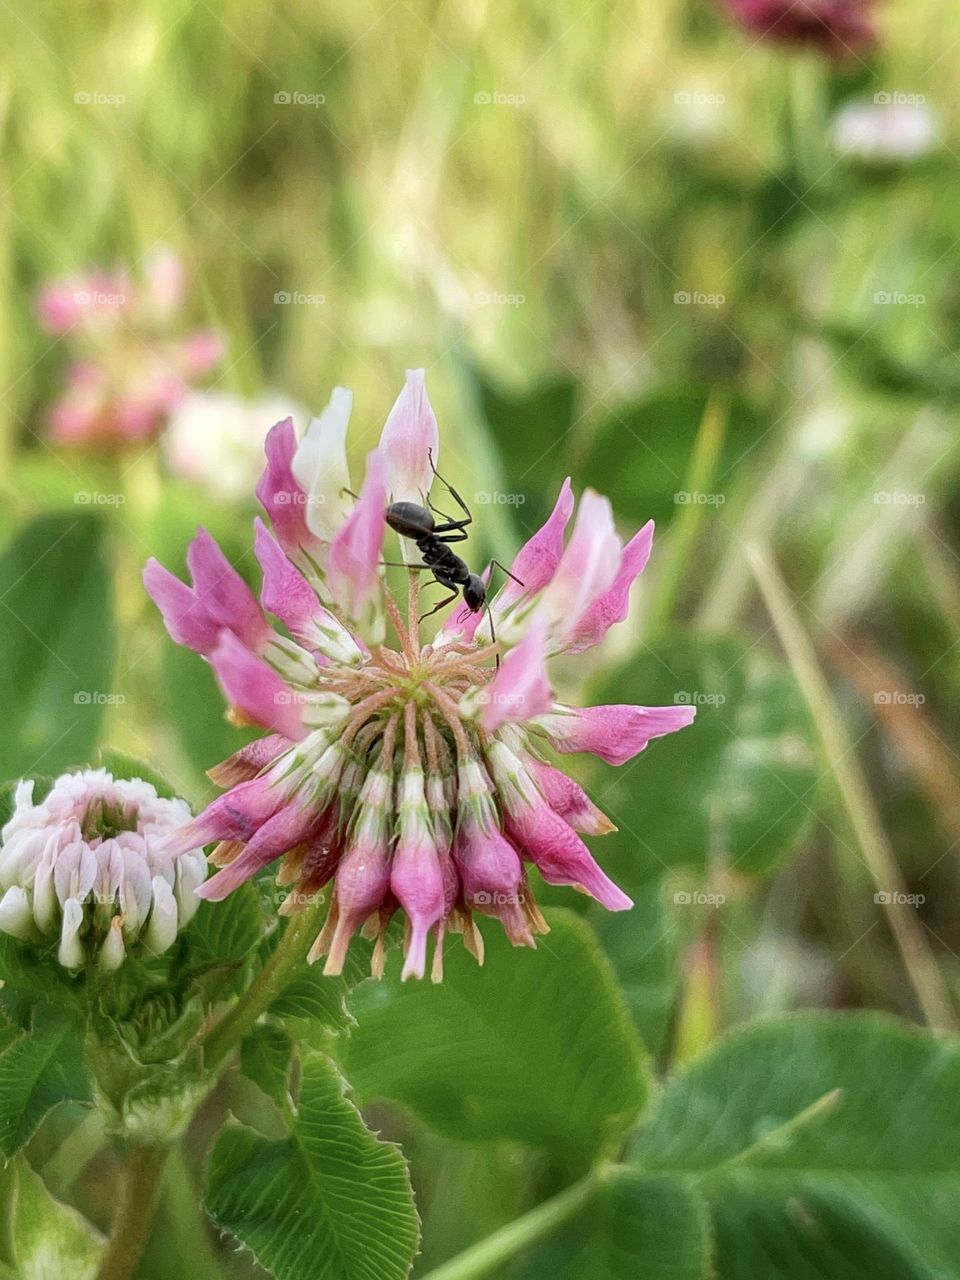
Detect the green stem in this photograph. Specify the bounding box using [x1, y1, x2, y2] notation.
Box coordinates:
[747, 546, 957, 1033]
[645, 392, 728, 637]
[201, 896, 327, 1071]
[420, 1165, 612, 1280]
[95, 1141, 169, 1280]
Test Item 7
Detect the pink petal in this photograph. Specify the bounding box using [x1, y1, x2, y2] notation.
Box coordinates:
[195, 802, 325, 901]
[478, 619, 553, 732]
[187, 527, 271, 653]
[535, 490, 620, 643]
[178, 330, 224, 377]
[327, 449, 387, 621]
[143, 559, 221, 655]
[497, 478, 574, 610]
[142, 247, 185, 319]
[256, 418, 316, 556]
[254, 518, 323, 640]
[453, 820, 524, 907]
[524, 757, 616, 836]
[38, 283, 83, 333]
[535, 703, 696, 766]
[391, 840, 446, 981]
[165, 774, 289, 855]
[207, 734, 291, 786]
[505, 805, 632, 911]
[209, 630, 306, 740]
[379, 369, 440, 503]
[566, 520, 655, 654]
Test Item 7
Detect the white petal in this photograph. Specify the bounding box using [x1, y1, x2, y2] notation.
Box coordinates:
[144, 876, 178, 955]
[98, 917, 126, 972]
[291, 387, 354, 540]
[0, 886, 34, 941]
[58, 898, 85, 969]
[32, 852, 58, 934]
[174, 854, 206, 927]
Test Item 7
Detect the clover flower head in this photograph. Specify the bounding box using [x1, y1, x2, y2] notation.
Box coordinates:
[0, 769, 206, 971]
[145, 370, 695, 981]
[37, 246, 223, 447]
[724, 0, 876, 54]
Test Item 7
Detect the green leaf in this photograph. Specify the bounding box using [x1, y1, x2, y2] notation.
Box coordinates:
[507, 1171, 710, 1280]
[205, 1052, 419, 1280]
[591, 635, 818, 883]
[240, 1025, 293, 1109]
[632, 1013, 960, 1280]
[0, 1010, 90, 1157]
[96, 750, 179, 800]
[181, 883, 264, 993]
[343, 909, 648, 1169]
[268, 938, 368, 1036]
[0, 935, 81, 1026]
[0, 514, 114, 780]
[589, 877, 684, 1056]
[11, 1158, 104, 1280]
[470, 369, 577, 528]
[581, 390, 764, 529]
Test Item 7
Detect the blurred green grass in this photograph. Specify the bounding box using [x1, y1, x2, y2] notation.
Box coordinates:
[2, 0, 960, 984]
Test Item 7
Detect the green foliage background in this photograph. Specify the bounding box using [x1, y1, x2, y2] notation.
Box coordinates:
[1, 0, 960, 1277]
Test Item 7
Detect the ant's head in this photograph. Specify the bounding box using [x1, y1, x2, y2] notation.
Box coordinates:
[463, 573, 487, 613]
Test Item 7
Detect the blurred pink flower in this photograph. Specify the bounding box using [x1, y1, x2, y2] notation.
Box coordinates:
[145, 372, 695, 980]
[37, 246, 223, 447]
[724, 0, 877, 54]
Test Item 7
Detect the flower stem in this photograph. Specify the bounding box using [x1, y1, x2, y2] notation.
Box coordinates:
[645, 391, 727, 637]
[201, 895, 328, 1071]
[419, 1165, 611, 1280]
[747, 545, 957, 1032]
[95, 1140, 169, 1280]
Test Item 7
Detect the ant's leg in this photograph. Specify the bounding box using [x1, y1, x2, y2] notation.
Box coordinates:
[342, 486, 359, 500]
[418, 588, 460, 623]
[485, 603, 502, 668]
[431, 527, 470, 543]
[380, 560, 424, 569]
[490, 558, 524, 588]
[427, 448, 473, 527]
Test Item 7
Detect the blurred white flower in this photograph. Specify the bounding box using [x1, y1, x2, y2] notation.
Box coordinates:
[163, 391, 308, 500]
[831, 100, 937, 163]
[0, 769, 206, 971]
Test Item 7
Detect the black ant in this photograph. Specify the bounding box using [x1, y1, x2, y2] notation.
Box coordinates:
[383, 451, 521, 651]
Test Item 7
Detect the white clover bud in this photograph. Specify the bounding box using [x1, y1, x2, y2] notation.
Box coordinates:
[0, 769, 207, 971]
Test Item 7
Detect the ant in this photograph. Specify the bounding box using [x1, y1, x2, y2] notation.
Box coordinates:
[383, 450, 522, 650]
